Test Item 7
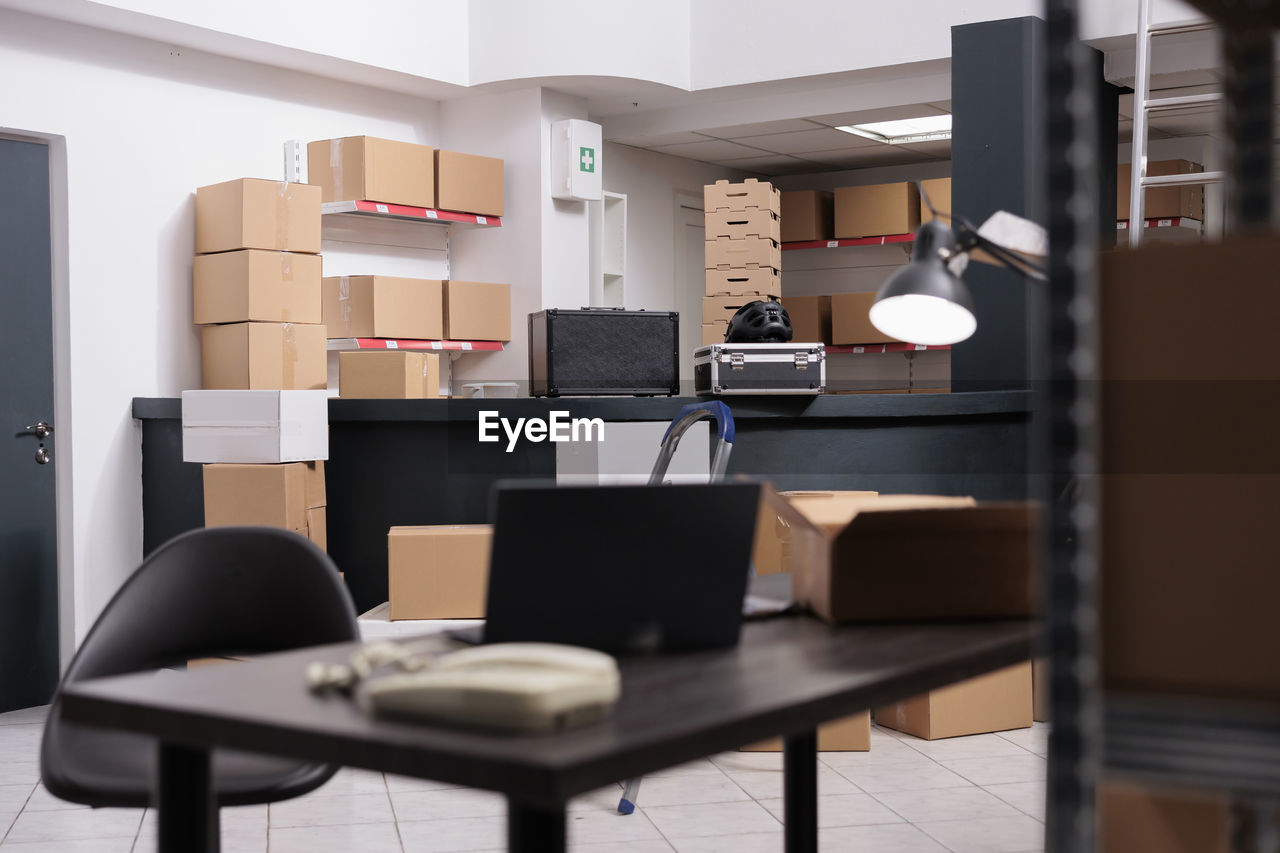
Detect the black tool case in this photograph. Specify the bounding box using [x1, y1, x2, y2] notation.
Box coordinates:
[529, 308, 680, 397]
[693, 343, 826, 395]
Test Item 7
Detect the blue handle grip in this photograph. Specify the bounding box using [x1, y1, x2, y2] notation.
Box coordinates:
[662, 401, 735, 444]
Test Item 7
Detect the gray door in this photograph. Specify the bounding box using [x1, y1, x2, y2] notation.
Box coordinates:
[0, 137, 59, 711]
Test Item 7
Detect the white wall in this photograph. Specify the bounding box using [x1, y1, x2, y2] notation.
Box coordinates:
[0, 8, 440, 643]
[538, 90, 592, 312]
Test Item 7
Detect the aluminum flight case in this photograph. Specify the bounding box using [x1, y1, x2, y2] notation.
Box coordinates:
[693, 342, 826, 396]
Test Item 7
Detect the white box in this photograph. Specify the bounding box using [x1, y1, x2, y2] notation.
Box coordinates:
[182, 390, 329, 463]
[551, 119, 603, 201]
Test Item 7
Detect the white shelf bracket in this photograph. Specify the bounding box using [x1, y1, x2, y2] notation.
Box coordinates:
[284, 139, 306, 184]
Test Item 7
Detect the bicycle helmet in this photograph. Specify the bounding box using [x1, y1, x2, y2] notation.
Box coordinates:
[725, 300, 793, 343]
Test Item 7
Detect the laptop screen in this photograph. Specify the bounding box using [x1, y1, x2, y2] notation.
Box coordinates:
[483, 481, 762, 654]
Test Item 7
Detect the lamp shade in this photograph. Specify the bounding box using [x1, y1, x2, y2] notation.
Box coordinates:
[869, 221, 977, 346]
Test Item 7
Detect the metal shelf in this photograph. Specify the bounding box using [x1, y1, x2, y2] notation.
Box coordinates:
[321, 201, 502, 227]
[781, 234, 914, 251]
[327, 338, 505, 353]
[1116, 217, 1203, 243]
[1104, 694, 1280, 798]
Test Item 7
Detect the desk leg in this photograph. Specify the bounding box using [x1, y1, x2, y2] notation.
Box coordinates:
[508, 798, 566, 853]
[156, 741, 219, 853]
[784, 729, 818, 853]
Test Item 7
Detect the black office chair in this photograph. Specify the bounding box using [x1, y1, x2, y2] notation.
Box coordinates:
[41, 526, 359, 808]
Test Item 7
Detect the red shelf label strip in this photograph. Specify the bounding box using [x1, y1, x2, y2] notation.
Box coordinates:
[351, 338, 504, 352]
[782, 234, 915, 250]
[343, 201, 501, 226]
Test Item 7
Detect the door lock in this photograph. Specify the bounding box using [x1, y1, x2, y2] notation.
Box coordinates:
[35, 446, 50, 465]
[20, 421, 53, 439]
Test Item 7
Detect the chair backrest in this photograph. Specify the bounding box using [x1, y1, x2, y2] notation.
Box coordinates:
[62, 526, 359, 684]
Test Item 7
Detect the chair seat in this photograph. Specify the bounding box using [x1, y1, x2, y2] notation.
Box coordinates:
[44, 722, 334, 808]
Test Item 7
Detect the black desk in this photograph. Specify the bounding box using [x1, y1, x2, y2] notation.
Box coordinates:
[59, 615, 1035, 853]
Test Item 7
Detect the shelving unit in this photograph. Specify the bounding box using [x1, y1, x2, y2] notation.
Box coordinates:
[326, 338, 505, 353]
[827, 343, 949, 354]
[321, 200, 502, 228]
[781, 234, 914, 251]
[1115, 216, 1203, 243]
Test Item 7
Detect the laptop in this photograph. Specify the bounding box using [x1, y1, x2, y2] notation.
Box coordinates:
[460, 481, 763, 655]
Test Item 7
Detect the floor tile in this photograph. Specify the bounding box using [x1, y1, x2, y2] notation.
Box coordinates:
[917, 814, 1046, 853]
[269, 821, 403, 853]
[898, 732, 1032, 761]
[567, 808, 666, 846]
[0, 838, 137, 852]
[642, 799, 780, 839]
[4, 807, 143, 844]
[391, 788, 506, 822]
[133, 824, 266, 853]
[818, 739, 925, 768]
[644, 759, 724, 778]
[874, 786, 1024, 823]
[269, 791, 394, 828]
[0, 708, 48, 727]
[385, 774, 465, 794]
[722, 766, 859, 801]
[310, 767, 389, 796]
[569, 784, 624, 813]
[21, 783, 88, 811]
[985, 781, 1047, 822]
[758, 792, 904, 828]
[938, 754, 1048, 787]
[996, 725, 1049, 756]
[0, 728, 42, 766]
[0, 783, 34, 828]
[398, 815, 506, 853]
[669, 831, 784, 853]
[0, 762, 39, 788]
[626, 773, 751, 807]
[138, 803, 268, 836]
[570, 841, 674, 853]
[819, 822, 951, 852]
[830, 758, 974, 793]
[709, 751, 781, 773]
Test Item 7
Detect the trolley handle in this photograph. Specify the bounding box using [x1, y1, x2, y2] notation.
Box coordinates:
[661, 401, 735, 445]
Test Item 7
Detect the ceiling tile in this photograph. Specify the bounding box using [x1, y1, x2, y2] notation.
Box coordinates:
[650, 138, 772, 160]
[726, 127, 882, 154]
[894, 140, 952, 159]
[807, 103, 950, 128]
[793, 147, 931, 169]
[697, 118, 826, 138]
[610, 131, 714, 147]
[714, 155, 832, 175]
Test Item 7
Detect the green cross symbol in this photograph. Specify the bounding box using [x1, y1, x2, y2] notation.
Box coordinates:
[579, 146, 595, 173]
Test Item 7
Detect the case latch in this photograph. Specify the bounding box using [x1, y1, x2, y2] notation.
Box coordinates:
[728, 352, 746, 370]
[794, 352, 809, 370]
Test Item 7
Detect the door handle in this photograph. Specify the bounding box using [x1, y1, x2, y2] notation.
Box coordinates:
[18, 421, 53, 439]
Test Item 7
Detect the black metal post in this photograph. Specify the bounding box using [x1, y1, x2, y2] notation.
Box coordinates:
[1043, 1, 1101, 852]
[156, 741, 219, 853]
[508, 798, 566, 853]
[1222, 26, 1275, 228]
[784, 729, 818, 853]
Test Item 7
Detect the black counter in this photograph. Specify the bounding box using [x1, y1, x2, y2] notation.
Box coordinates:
[135, 391, 1032, 612]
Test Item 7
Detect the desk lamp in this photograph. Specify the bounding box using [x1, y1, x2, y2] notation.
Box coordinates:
[869, 183, 1047, 346]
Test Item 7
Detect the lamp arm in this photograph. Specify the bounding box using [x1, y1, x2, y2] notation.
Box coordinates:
[947, 216, 1047, 281]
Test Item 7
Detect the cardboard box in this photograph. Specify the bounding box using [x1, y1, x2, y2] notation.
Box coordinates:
[705, 208, 781, 243]
[704, 179, 780, 215]
[703, 294, 781, 325]
[701, 323, 726, 347]
[742, 711, 871, 752]
[306, 506, 327, 552]
[1100, 236, 1280, 702]
[705, 236, 781, 272]
[181, 389, 329, 463]
[706, 267, 782, 297]
[338, 350, 441, 399]
[875, 662, 1033, 739]
[307, 136, 434, 208]
[203, 461, 325, 531]
[920, 177, 952, 225]
[1099, 781, 1228, 853]
[1117, 159, 1204, 221]
[193, 250, 322, 325]
[444, 280, 510, 341]
[1032, 658, 1049, 722]
[834, 182, 921, 239]
[831, 292, 901, 345]
[783, 295, 832, 344]
[388, 525, 492, 620]
[761, 491, 878, 576]
[195, 178, 321, 255]
[771, 491, 1038, 624]
[321, 276, 444, 340]
[435, 150, 504, 217]
[201, 322, 327, 391]
[781, 190, 834, 242]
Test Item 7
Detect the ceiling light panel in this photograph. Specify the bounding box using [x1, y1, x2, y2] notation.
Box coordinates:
[836, 114, 953, 145]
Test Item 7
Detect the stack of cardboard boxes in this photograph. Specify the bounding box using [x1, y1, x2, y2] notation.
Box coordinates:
[702, 179, 782, 346]
[305, 135, 512, 398]
[194, 178, 327, 391]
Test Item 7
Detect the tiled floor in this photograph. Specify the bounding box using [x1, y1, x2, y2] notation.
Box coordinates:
[0, 705, 1048, 852]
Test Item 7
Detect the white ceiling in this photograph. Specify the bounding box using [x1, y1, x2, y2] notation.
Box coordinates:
[612, 101, 953, 176]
